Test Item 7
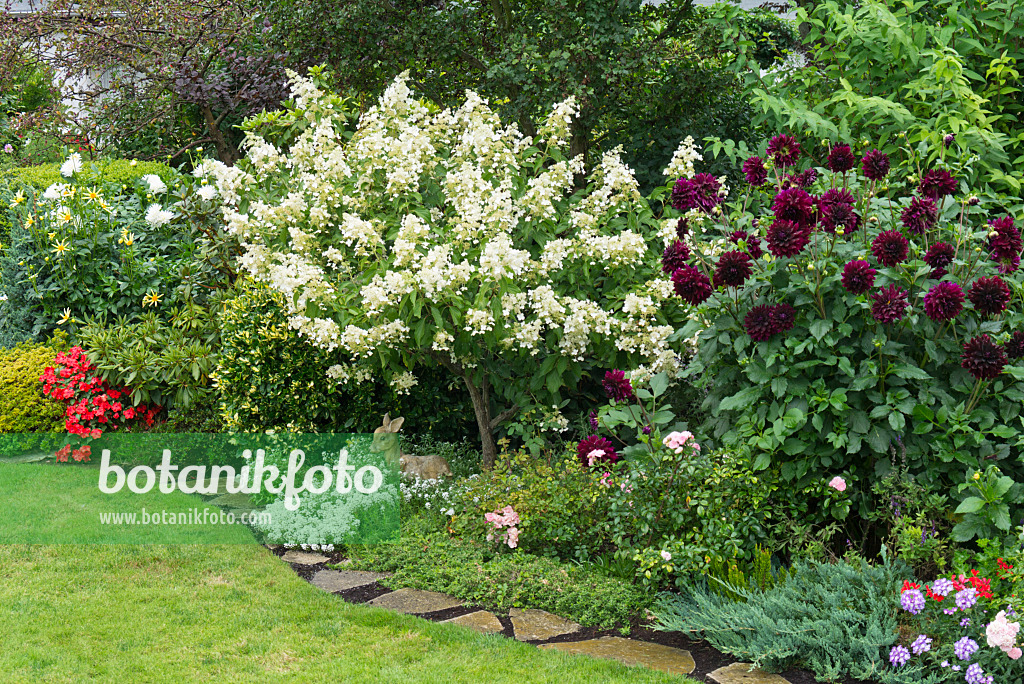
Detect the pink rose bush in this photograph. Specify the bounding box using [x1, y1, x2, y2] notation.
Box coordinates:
[985, 611, 1021, 659]
[828, 476, 847, 492]
[485, 505, 521, 549]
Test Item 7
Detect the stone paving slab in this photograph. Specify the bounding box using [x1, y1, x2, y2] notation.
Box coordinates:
[539, 636, 695, 675]
[509, 608, 581, 642]
[281, 550, 331, 565]
[442, 610, 504, 635]
[367, 588, 463, 614]
[208, 493, 255, 509]
[311, 570, 388, 593]
[709, 663, 791, 684]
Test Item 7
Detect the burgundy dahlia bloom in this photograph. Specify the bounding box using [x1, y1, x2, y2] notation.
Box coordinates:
[714, 250, 753, 288]
[662, 239, 691, 274]
[791, 168, 818, 188]
[1005, 331, 1024, 359]
[923, 281, 965, 321]
[603, 369, 634, 402]
[772, 187, 816, 227]
[744, 305, 777, 341]
[818, 188, 860, 232]
[989, 216, 1023, 274]
[742, 156, 769, 187]
[871, 230, 910, 267]
[729, 230, 763, 259]
[943, 134, 955, 148]
[901, 196, 939, 234]
[861, 149, 891, 181]
[918, 169, 958, 200]
[924, 242, 956, 278]
[961, 335, 1007, 380]
[872, 285, 909, 323]
[672, 173, 722, 213]
[827, 144, 856, 173]
[767, 134, 801, 167]
[676, 216, 690, 240]
[576, 435, 620, 469]
[771, 303, 796, 332]
[672, 265, 713, 305]
[766, 219, 811, 257]
[968, 276, 1011, 316]
[842, 260, 877, 295]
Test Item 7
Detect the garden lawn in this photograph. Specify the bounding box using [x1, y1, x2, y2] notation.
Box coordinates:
[0, 469, 691, 683]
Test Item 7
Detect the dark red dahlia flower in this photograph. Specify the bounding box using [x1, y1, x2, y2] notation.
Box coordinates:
[729, 230, 763, 259]
[576, 435, 620, 469]
[603, 369, 634, 402]
[989, 216, 1023, 275]
[827, 144, 856, 173]
[901, 196, 939, 234]
[742, 156, 769, 187]
[861, 149, 891, 181]
[871, 230, 910, 267]
[676, 216, 690, 240]
[968, 276, 1011, 316]
[818, 188, 859, 233]
[766, 219, 811, 257]
[767, 134, 801, 167]
[923, 281, 965, 321]
[924, 242, 956, 278]
[1005, 331, 1024, 359]
[872, 285, 909, 323]
[842, 260, 877, 295]
[771, 303, 796, 332]
[961, 335, 1007, 380]
[744, 305, 777, 341]
[662, 240, 691, 274]
[714, 250, 753, 288]
[918, 169, 958, 200]
[672, 173, 722, 213]
[672, 265, 713, 305]
[792, 168, 818, 188]
[772, 187, 816, 227]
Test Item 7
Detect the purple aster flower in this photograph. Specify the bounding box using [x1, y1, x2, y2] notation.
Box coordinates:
[672, 265, 714, 305]
[862, 149, 891, 180]
[872, 285, 909, 324]
[766, 219, 811, 257]
[771, 187, 816, 227]
[827, 144, 857, 173]
[662, 239, 691, 274]
[742, 156, 769, 187]
[968, 276, 1011, 316]
[924, 281, 965, 321]
[672, 173, 722, 213]
[889, 645, 911, 667]
[932, 578, 955, 597]
[842, 260, 877, 295]
[953, 636, 979, 661]
[924, 242, 956, 278]
[910, 634, 932, 655]
[901, 588, 926, 614]
[603, 370, 634, 402]
[901, 195, 938, 234]
[919, 169, 958, 200]
[714, 250, 753, 288]
[766, 134, 801, 167]
[871, 230, 910, 267]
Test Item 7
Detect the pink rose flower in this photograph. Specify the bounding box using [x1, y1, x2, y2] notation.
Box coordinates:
[828, 476, 847, 492]
[505, 527, 520, 549]
[1008, 647, 1022, 660]
[663, 430, 698, 454]
[660, 550, 672, 562]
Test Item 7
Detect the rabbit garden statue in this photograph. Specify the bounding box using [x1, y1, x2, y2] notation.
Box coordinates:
[370, 413, 453, 480]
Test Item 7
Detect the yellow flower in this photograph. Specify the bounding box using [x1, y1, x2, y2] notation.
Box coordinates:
[9, 191, 25, 207]
[85, 188, 102, 202]
[57, 308, 72, 325]
[47, 232, 56, 240]
[52, 240, 71, 257]
[61, 186, 75, 198]
[973, 470, 981, 481]
[57, 208, 73, 225]
[118, 231, 136, 247]
[24, 216, 34, 228]
[142, 291, 162, 307]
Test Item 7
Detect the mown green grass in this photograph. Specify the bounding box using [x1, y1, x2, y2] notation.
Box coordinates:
[0, 464, 695, 683]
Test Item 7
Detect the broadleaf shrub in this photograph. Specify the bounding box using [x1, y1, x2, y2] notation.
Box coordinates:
[0, 336, 67, 434]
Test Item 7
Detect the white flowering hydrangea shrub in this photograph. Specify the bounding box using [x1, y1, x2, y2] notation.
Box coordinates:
[197, 69, 691, 467]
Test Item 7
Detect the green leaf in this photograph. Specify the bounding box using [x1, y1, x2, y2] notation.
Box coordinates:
[809, 320, 831, 341]
[751, 452, 771, 471]
[649, 373, 669, 398]
[718, 386, 763, 412]
[954, 497, 986, 514]
[891, 364, 931, 380]
[867, 425, 890, 453]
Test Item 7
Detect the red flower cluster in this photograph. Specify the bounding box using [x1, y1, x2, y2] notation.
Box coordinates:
[55, 444, 92, 463]
[39, 347, 159, 441]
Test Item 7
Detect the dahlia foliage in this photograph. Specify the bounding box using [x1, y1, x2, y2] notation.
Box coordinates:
[669, 133, 1024, 512]
[196, 70, 687, 467]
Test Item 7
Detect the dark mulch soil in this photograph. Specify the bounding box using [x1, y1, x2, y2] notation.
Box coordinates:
[269, 544, 878, 684]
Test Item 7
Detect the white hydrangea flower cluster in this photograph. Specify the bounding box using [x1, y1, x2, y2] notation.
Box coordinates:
[198, 71, 689, 393]
[664, 136, 702, 180]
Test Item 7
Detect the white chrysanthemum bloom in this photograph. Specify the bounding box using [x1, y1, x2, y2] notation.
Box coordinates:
[60, 153, 82, 178]
[145, 203, 175, 227]
[197, 184, 217, 201]
[141, 174, 167, 194]
[42, 183, 66, 201]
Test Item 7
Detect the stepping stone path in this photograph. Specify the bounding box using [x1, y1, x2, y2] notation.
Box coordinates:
[442, 610, 504, 635]
[281, 550, 330, 565]
[311, 570, 388, 593]
[509, 608, 580, 641]
[367, 588, 463, 614]
[709, 663, 791, 684]
[208, 493, 255, 509]
[540, 636, 695, 676]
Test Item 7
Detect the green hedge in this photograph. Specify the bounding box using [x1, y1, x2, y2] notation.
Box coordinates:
[1, 159, 177, 191]
[0, 335, 68, 455]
